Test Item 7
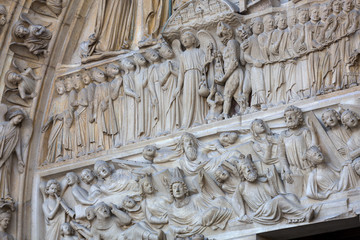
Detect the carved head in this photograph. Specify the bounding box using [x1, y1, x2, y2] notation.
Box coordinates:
[65, 172, 80, 186]
[180, 31, 199, 48]
[170, 168, 189, 199]
[45, 179, 61, 196]
[219, 132, 238, 147]
[215, 166, 230, 183]
[321, 108, 341, 128]
[94, 160, 112, 179]
[236, 24, 251, 42]
[140, 174, 154, 195]
[178, 132, 199, 161]
[263, 14, 275, 32]
[142, 145, 158, 162]
[158, 42, 174, 59]
[14, 24, 29, 38]
[356, 0, 360, 9]
[216, 22, 234, 45]
[8, 109, 25, 126]
[331, 0, 342, 13]
[64, 76, 74, 92]
[250, 119, 271, 140]
[342, 0, 353, 12]
[309, 3, 320, 21]
[85, 206, 96, 221]
[105, 63, 120, 78]
[320, 3, 331, 21]
[55, 80, 66, 95]
[275, 13, 287, 30]
[341, 110, 360, 129]
[90, 68, 107, 83]
[239, 155, 258, 182]
[297, 8, 309, 24]
[81, 169, 96, 185]
[306, 146, 324, 166]
[94, 202, 111, 219]
[72, 73, 83, 91]
[133, 53, 147, 66]
[82, 71, 91, 85]
[145, 48, 160, 62]
[250, 17, 264, 35]
[287, 9, 298, 28]
[88, 33, 97, 44]
[0, 210, 11, 231]
[121, 58, 135, 71]
[122, 196, 137, 209]
[352, 158, 360, 176]
[284, 105, 304, 129]
[0, 5, 7, 26]
[7, 72, 22, 85]
[60, 222, 75, 236]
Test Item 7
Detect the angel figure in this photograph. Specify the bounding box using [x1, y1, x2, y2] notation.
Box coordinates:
[0, 105, 32, 199]
[11, 13, 52, 57]
[30, 0, 65, 18]
[172, 31, 208, 129]
[5, 59, 40, 107]
[40, 179, 74, 240]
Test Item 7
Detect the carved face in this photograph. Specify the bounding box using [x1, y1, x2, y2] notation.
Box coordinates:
[8, 72, 21, 85]
[93, 69, 106, 83]
[172, 182, 186, 199]
[181, 32, 196, 48]
[10, 114, 24, 126]
[96, 203, 111, 219]
[47, 183, 59, 196]
[0, 217, 10, 230]
[342, 112, 359, 128]
[61, 223, 72, 236]
[159, 45, 174, 59]
[332, 1, 342, 13]
[82, 73, 91, 85]
[353, 161, 360, 175]
[183, 136, 197, 161]
[107, 64, 120, 77]
[285, 110, 301, 129]
[15, 25, 29, 38]
[65, 173, 77, 186]
[287, 15, 297, 28]
[263, 16, 275, 31]
[147, 50, 160, 62]
[73, 75, 83, 91]
[308, 148, 324, 165]
[320, 5, 330, 20]
[142, 145, 156, 160]
[123, 196, 136, 208]
[298, 10, 309, 24]
[81, 169, 95, 184]
[97, 165, 111, 179]
[356, 0, 360, 9]
[56, 83, 65, 95]
[277, 16, 287, 30]
[252, 20, 264, 35]
[0, 14, 6, 26]
[215, 168, 230, 183]
[123, 59, 135, 70]
[142, 180, 154, 194]
[310, 8, 320, 21]
[243, 164, 258, 182]
[64, 78, 73, 92]
[217, 22, 233, 45]
[252, 120, 266, 135]
[134, 54, 147, 66]
[236, 25, 249, 41]
[322, 110, 339, 128]
[219, 132, 237, 147]
[343, 0, 352, 12]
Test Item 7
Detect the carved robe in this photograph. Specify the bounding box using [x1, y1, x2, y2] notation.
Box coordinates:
[259, 30, 274, 103]
[74, 87, 88, 153]
[178, 48, 207, 128]
[306, 167, 339, 199]
[42, 199, 65, 240]
[94, 0, 134, 52]
[25, 24, 52, 54]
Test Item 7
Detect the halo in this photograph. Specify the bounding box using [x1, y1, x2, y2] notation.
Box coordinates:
[5, 71, 18, 89]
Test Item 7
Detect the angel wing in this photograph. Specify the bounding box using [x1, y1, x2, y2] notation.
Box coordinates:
[13, 59, 31, 73]
[30, 1, 58, 18]
[9, 43, 39, 60]
[20, 12, 51, 27]
[4, 91, 31, 107]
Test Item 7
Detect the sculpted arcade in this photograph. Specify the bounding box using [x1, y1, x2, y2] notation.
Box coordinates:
[1, 0, 360, 239]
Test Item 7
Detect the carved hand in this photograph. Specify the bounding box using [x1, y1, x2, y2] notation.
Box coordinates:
[238, 215, 252, 223]
[18, 161, 25, 173]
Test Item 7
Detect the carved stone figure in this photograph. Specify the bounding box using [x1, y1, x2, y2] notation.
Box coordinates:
[64, 172, 95, 206]
[173, 31, 207, 128]
[0, 106, 32, 199]
[250, 119, 281, 174]
[0, 5, 7, 31]
[305, 146, 339, 200]
[321, 108, 351, 157]
[60, 222, 78, 240]
[168, 168, 231, 237]
[279, 106, 317, 196]
[11, 13, 52, 56]
[92, 0, 134, 52]
[206, 85, 223, 123]
[233, 154, 315, 225]
[244, 17, 267, 111]
[0, 210, 14, 240]
[216, 22, 244, 119]
[80, 169, 101, 201]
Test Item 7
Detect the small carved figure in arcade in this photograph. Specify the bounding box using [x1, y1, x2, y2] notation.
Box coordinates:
[233, 154, 315, 225]
[0, 210, 14, 240]
[11, 13, 52, 56]
[305, 146, 339, 200]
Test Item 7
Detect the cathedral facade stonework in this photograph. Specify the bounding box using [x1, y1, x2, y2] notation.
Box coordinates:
[1, 0, 360, 239]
